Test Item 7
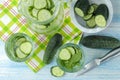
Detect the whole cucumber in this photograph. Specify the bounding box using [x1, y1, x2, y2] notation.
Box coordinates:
[43, 33, 62, 64]
[80, 35, 120, 49]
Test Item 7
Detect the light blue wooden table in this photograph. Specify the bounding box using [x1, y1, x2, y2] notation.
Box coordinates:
[0, 0, 120, 80]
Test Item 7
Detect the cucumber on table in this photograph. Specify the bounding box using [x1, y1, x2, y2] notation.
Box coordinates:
[94, 4, 109, 27]
[80, 35, 120, 49]
[74, 0, 89, 17]
[43, 33, 62, 64]
[51, 66, 64, 77]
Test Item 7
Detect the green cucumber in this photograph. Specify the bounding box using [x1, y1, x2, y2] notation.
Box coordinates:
[51, 66, 64, 77]
[59, 49, 71, 60]
[94, 4, 109, 27]
[74, 0, 89, 17]
[66, 47, 76, 55]
[88, 5, 95, 14]
[91, 3, 98, 11]
[34, 0, 47, 9]
[43, 33, 62, 64]
[20, 41, 32, 55]
[37, 9, 52, 22]
[16, 48, 28, 58]
[15, 37, 26, 47]
[80, 35, 120, 49]
[32, 8, 39, 18]
[46, 0, 54, 9]
[83, 14, 93, 21]
[86, 16, 96, 28]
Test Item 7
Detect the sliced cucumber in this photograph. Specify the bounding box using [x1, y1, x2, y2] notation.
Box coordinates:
[86, 16, 96, 28]
[38, 9, 52, 22]
[88, 6, 95, 14]
[51, 66, 64, 77]
[35, 24, 47, 29]
[51, 7, 55, 14]
[91, 4, 98, 11]
[59, 49, 71, 60]
[34, 0, 47, 9]
[74, 0, 89, 17]
[46, 0, 51, 9]
[20, 41, 32, 55]
[75, 7, 84, 17]
[95, 15, 106, 27]
[32, 8, 39, 18]
[94, 4, 109, 27]
[66, 47, 76, 55]
[83, 14, 93, 21]
[28, 6, 34, 16]
[15, 37, 26, 47]
[16, 48, 27, 58]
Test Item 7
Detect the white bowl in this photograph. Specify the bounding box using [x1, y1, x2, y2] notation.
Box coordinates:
[70, 0, 113, 33]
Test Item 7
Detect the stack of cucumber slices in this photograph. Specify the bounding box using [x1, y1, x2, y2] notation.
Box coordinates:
[74, 0, 109, 28]
[5, 33, 33, 62]
[58, 45, 83, 72]
[27, 0, 55, 22]
[14, 37, 33, 59]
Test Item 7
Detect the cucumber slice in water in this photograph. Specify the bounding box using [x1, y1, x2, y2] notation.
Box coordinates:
[34, 0, 47, 9]
[20, 41, 32, 55]
[38, 9, 52, 22]
[66, 47, 76, 55]
[32, 8, 39, 18]
[59, 49, 71, 60]
[15, 38, 26, 47]
[16, 48, 27, 58]
[51, 66, 64, 77]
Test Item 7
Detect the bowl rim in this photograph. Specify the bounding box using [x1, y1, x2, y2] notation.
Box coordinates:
[70, 0, 113, 33]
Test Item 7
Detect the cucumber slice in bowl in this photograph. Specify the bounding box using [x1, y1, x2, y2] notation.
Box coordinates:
[20, 41, 32, 55]
[34, 0, 47, 9]
[38, 9, 52, 22]
[94, 4, 109, 27]
[16, 48, 28, 58]
[59, 49, 71, 60]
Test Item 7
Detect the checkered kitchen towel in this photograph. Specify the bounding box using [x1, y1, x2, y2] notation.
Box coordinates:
[0, 0, 82, 72]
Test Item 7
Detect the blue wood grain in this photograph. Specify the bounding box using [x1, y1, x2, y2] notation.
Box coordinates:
[0, 0, 120, 80]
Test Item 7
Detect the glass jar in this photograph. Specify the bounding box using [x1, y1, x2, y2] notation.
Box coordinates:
[5, 33, 34, 62]
[56, 43, 84, 73]
[18, 0, 64, 34]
